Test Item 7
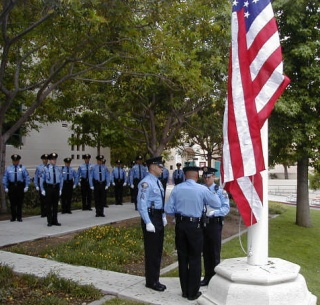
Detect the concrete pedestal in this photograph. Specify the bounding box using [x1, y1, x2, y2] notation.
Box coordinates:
[198, 257, 317, 305]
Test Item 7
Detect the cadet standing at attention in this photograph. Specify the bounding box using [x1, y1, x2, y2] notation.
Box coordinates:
[129, 155, 147, 210]
[34, 154, 48, 217]
[77, 154, 93, 211]
[40, 152, 63, 227]
[172, 163, 185, 185]
[165, 166, 221, 301]
[200, 167, 230, 286]
[2, 154, 30, 222]
[61, 157, 78, 214]
[90, 155, 110, 217]
[138, 156, 167, 292]
[158, 160, 169, 197]
[111, 160, 127, 205]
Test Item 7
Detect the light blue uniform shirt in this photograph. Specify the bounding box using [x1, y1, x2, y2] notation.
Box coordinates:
[138, 173, 165, 225]
[34, 164, 46, 188]
[77, 163, 93, 180]
[111, 166, 126, 183]
[89, 164, 110, 187]
[206, 184, 230, 217]
[2, 165, 30, 188]
[159, 167, 169, 181]
[40, 164, 63, 192]
[165, 179, 221, 218]
[62, 166, 78, 186]
[129, 164, 147, 181]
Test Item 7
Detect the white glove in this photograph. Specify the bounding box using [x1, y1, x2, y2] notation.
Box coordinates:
[112, 182, 115, 186]
[5, 188, 8, 193]
[146, 223, 155, 233]
[162, 216, 168, 227]
[73, 185, 76, 189]
[105, 186, 109, 190]
[78, 183, 81, 187]
[130, 184, 134, 189]
[41, 190, 46, 196]
[36, 186, 39, 191]
[123, 182, 127, 186]
[59, 190, 62, 196]
[208, 210, 215, 217]
[90, 186, 94, 190]
[24, 187, 28, 193]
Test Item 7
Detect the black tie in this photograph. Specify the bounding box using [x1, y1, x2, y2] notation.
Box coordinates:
[157, 180, 165, 209]
[139, 165, 141, 180]
[118, 167, 120, 179]
[99, 165, 102, 181]
[14, 166, 17, 182]
[67, 167, 70, 180]
[53, 166, 56, 184]
[86, 164, 89, 179]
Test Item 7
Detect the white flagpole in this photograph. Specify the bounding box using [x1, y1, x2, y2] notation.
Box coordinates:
[247, 121, 269, 266]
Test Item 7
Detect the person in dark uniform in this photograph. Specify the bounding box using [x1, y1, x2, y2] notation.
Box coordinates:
[111, 160, 127, 205]
[89, 155, 110, 217]
[172, 163, 185, 185]
[34, 154, 48, 217]
[102, 159, 109, 208]
[129, 155, 147, 210]
[61, 157, 78, 214]
[3, 154, 30, 222]
[40, 152, 63, 227]
[165, 166, 221, 301]
[138, 156, 167, 292]
[200, 167, 230, 286]
[158, 160, 169, 197]
[77, 154, 93, 211]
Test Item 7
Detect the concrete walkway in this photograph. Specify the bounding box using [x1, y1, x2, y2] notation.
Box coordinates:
[0, 198, 207, 305]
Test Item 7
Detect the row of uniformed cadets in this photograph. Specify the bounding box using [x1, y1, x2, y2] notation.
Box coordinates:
[136, 157, 230, 301]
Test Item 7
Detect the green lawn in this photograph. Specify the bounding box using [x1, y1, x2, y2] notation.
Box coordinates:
[221, 204, 320, 302]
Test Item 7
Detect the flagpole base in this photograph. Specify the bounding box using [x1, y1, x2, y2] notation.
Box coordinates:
[197, 257, 317, 305]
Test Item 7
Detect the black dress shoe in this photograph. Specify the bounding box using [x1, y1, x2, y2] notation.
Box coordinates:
[17, 219, 22, 222]
[182, 293, 187, 298]
[100, 214, 105, 217]
[10, 219, 16, 222]
[145, 283, 165, 292]
[188, 291, 202, 301]
[157, 282, 166, 290]
[200, 278, 210, 286]
[47, 223, 52, 227]
[53, 222, 61, 226]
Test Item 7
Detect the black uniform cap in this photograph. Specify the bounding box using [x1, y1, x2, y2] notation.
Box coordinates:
[183, 166, 200, 173]
[82, 154, 91, 159]
[116, 159, 121, 164]
[202, 166, 218, 176]
[64, 157, 72, 163]
[48, 152, 58, 160]
[146, 156, 163, 167]
[41, 154, 49, 160]
[176, 163, 182, 166]
[96, 155, 104, 161]
[11, 154, 21, 161]
[136, 155, 143, 160]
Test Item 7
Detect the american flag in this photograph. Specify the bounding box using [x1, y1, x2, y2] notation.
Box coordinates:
[222, 0, 290, 226]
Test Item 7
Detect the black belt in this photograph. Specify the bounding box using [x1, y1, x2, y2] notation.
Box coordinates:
[207, 216, 224, 224]
[93, 180, 105, 184]
[46, 183, 60, 187]
[64, 180, 73, 184]
[9, 181, 23, 186]
[176, 215, 201, 223]
[148, 208, 164, 214]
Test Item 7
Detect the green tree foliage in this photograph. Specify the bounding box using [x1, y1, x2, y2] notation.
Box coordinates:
[270, 0, 320, 227]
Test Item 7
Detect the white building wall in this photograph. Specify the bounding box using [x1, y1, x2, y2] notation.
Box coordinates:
[6, 122, 110, 177]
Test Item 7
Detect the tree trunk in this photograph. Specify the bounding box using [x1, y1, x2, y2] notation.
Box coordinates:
[296, 155, 312, 227]
[283, 164, 289, 179]
[0, 138, 8, 213]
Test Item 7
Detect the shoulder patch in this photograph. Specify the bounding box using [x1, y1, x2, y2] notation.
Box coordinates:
[141, 182, 149, 189]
